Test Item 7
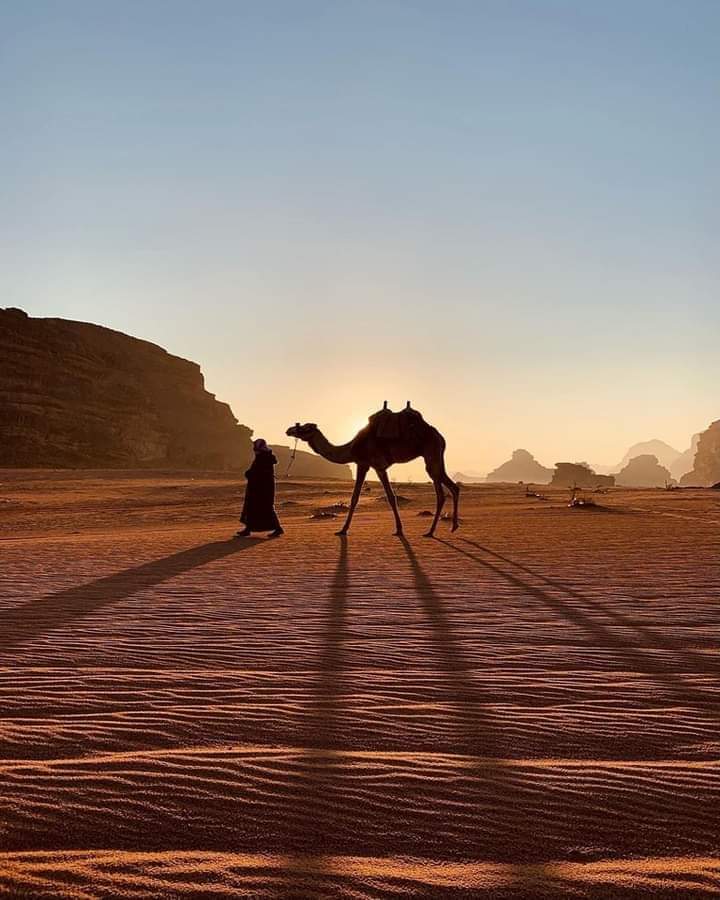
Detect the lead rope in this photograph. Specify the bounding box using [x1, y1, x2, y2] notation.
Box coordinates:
[284, 437, 298, 479]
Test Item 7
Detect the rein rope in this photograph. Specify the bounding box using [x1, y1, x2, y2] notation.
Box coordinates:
[284, 437, 299, 479]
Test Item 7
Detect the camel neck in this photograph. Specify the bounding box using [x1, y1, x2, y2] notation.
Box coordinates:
[308, 430, 355, 465]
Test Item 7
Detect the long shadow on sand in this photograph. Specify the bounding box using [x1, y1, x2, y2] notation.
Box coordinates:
[299, 535, 349, 749]
[399, 536, 503, 755]
[274, 538, 349, 894]
[465, 539, 718, 657]
[278, 538, 548, 891]
[398, 536, 546, 869]
[0, 538, 262, 656]
[437, 537, 718, 713]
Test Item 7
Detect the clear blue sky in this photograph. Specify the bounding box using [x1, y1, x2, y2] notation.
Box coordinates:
[2, 1, 718, 474]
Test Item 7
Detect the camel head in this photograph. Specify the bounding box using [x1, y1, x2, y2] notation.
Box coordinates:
[286, 422, 318, 443]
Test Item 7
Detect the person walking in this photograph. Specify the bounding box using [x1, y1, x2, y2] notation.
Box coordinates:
[237, 438, 284, 537]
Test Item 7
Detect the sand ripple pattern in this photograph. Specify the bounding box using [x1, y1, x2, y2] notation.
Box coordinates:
[0, 477, 719, 897]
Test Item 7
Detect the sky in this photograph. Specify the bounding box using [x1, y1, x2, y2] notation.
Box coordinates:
[2, 0, 718, 477]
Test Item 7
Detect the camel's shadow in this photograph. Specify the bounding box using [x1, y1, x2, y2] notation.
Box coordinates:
[436, 536, 720, 708]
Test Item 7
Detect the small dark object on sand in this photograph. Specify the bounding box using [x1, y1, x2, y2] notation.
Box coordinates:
[569, 497, 598, 509]
[417, 510, 433, 517]
[568, 487, 597, 509]
[441, 512, 463, 523]
[311, 503, 348, 517]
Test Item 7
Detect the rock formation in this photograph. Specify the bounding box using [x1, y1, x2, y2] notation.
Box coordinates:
[680, 420, 720, 486]
[271, 445, 352, 480]
[670, 433, 701, 481]
[485, 449, 553, 484]
[616, 439, 681, 472]
[614, 454, 673, 488]
[0, 307, 253, 468]
[452, 471, 486, 484]
[551, 462, 615, 488]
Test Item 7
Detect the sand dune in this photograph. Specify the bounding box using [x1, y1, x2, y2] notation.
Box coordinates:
[0, 472, 718, 896]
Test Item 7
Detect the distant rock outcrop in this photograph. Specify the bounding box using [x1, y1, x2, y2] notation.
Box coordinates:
[670, 433, 701, 481]
[617, 439, 680, 471]
[680, 420, 720, 486]
[0, 307, 253, 468]
[614, 454, 673, 488]
[452, 471, 486, 484]
[551, 462, 615, 488]
[271, 445, 352, 480]
[485, 449, 553, 484]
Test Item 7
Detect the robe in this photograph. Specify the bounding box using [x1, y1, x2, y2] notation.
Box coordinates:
[240, 450, 281, 531]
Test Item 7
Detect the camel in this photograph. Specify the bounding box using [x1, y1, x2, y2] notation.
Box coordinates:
[286, 403, 460, 537]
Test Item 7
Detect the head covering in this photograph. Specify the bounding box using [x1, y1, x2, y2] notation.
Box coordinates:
[253, 438, 269, 453]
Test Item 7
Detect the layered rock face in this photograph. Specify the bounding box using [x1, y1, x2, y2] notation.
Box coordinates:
[614, 454, 672, 488]
[670, 433, 700, 481]
[270, 444, 352, 480]
[551, 463, 615, 488]
[0, 308, 252, 469]
[680, 420, 720, 486]
[485, 449, 553, 484]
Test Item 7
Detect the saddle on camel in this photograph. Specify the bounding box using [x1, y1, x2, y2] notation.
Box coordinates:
[368, 401, 427, 442]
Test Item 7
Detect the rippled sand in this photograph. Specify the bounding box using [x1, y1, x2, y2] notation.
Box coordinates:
[1, 471, 718, 897]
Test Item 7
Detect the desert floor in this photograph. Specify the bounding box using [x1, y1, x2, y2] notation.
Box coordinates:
[0, 470, 718, 898]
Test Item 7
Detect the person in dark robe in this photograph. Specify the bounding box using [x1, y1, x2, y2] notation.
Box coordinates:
[237, 438, 284, 537]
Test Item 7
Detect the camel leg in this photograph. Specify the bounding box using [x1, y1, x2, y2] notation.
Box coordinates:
[424, 477, 446, 537]
[442, 473, 461, 531]
[377, 468, 404, 536]
[336, 464, 369, 535]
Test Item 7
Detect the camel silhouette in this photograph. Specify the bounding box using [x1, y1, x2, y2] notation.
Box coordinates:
[287, 402, 460, 537]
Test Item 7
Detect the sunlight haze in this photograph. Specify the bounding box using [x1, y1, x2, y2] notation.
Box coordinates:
[2, 0, 717, 478]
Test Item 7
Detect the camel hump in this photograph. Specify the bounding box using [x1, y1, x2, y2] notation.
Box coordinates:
[368, 404, 427, 440]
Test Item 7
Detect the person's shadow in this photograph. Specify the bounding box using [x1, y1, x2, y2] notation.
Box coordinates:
[0, 538, 262, 656]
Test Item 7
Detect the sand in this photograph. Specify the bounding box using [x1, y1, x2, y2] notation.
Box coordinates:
[0, 470, 718, 898]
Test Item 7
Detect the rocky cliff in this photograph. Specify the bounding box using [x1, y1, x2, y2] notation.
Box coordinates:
[680, 420, 720, 486]
[670, 433, 701, 481]
[0, 308, 253, 469]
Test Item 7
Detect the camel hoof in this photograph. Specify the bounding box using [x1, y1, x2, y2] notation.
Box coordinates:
[393, 530, 404, 537]
[423, 531, 435, 538]
[451, 523, 459, 532]
[335, 530, 348, 537]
